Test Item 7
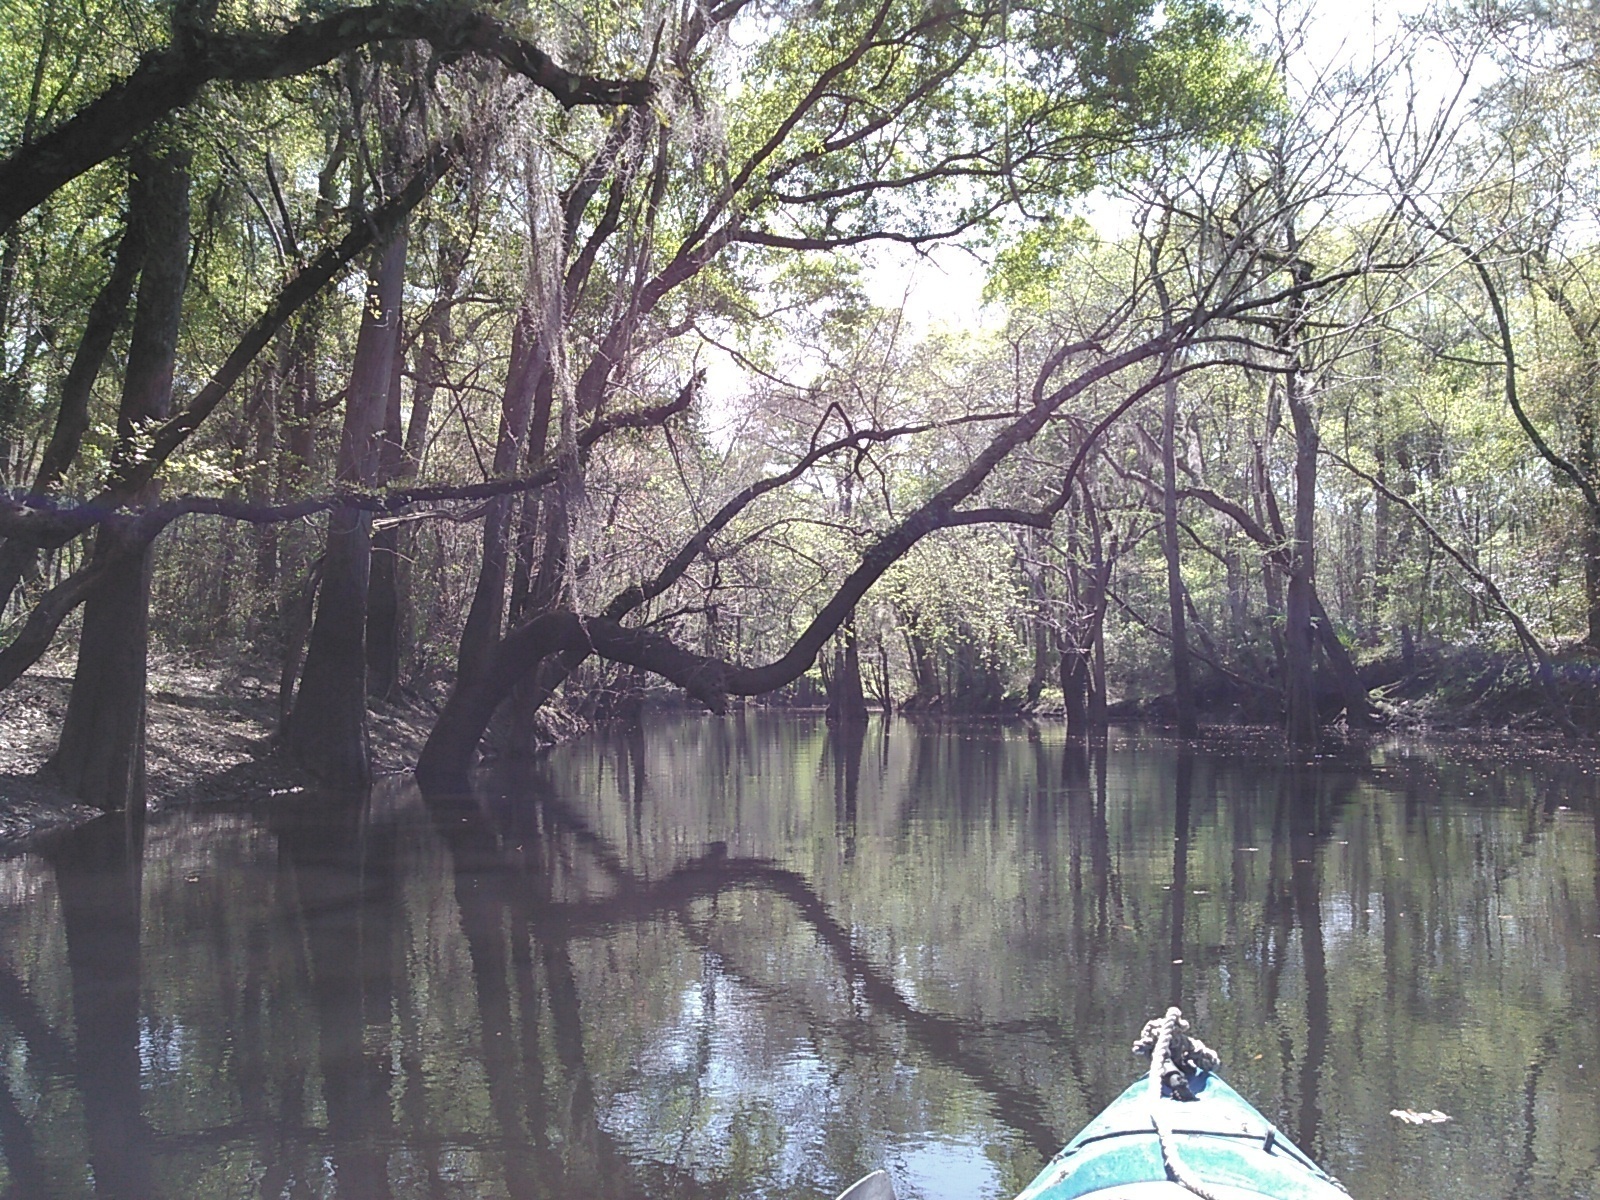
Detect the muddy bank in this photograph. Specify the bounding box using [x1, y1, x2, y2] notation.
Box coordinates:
[0, 652, 437, 847]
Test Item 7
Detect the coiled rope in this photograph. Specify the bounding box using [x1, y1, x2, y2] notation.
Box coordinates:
[1132, 1007, 1224, 1200]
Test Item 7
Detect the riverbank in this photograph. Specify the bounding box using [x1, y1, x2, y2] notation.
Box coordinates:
[5, 642, 1598, 849]
[0, 652, 437, 846]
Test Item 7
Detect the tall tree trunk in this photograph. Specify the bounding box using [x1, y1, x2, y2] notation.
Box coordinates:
[285, 229, 406, 788]
[825, 615, 868, 724]
[1161, 372, 1197, 736]
[49, 146, 189, 812]
[1372, 437, 1389, 625]
[275, 329, 321, 734]
[1060, 489, 1090, 734]
[1089, 610, 1108, 728]
[825, 476, 867, 724]
[1060, 639, 1090, 733]
[249, 366, 281, 636]
[1278, 212, 1320, 750]
[0, 225, 32, 488]
[507, 367, 555, 625]
[1022, 529, 1051, 708]
[1086, 486, 1111, 730]
[365, 314, 407, 700]
[1577, 386, 1600, 646]
[375, 247, 456, 692]
[1283, 365, 1319, 749]
[459, 311, 540, 683]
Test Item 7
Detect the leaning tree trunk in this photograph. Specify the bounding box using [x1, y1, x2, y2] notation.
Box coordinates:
[284, 229, 406, 788]
[49, 146, 189, 812]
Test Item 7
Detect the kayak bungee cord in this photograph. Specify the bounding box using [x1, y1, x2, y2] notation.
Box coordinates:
[1134, 1007, 1225, 1200]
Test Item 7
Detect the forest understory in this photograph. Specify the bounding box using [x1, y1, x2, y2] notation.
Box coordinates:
[0, 650, 437, 844]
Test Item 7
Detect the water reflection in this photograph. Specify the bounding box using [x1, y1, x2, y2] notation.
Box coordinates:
[49, 816, 148, 1200]
[0, 719, 1592, 1198]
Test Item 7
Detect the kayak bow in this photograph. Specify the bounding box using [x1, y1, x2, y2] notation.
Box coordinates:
[1015, 1068, 1347, 1200]
[1018, 1008, 1346, 1200]
[834, 1008, 1348, 1200]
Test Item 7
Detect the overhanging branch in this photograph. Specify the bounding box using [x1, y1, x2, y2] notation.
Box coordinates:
[0, 4, 654, 233]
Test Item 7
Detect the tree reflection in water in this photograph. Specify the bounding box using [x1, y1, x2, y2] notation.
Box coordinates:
[0, 718, 1591, 1199]
[48, 814, 149, 1200]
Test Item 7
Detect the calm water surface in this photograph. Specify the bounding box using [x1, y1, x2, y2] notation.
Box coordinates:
[0, 715, 1596, 1199]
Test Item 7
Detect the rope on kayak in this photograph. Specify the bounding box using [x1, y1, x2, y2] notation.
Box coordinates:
[1133, 1007, 1224, 1200]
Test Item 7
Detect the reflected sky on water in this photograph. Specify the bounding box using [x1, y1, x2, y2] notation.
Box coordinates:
[0, 714, 1595, 1199]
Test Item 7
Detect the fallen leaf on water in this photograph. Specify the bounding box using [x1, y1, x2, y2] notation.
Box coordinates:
[1390, 1109, 1452, 1125]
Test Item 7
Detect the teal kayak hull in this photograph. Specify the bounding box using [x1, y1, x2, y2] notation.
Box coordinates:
[1015, 1071, 1348, 1200]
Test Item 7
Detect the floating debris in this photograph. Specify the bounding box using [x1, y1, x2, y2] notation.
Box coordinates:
[1390, 1109, 1452, 1125]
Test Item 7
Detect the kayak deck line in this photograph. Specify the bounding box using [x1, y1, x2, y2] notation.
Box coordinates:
[1065, 1121, 1321, 1175]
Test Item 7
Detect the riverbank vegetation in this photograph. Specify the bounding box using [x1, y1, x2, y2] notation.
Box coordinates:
[3, 0, 1600, 810]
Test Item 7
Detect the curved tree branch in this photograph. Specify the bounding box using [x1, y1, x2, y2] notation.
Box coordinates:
[416, 324, 1191, 787]
[1414, 208, 1600, 518]
[0, 3, 654, 233]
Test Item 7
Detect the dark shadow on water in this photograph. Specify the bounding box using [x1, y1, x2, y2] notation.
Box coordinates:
[270, 790, 399, 1200]
[46, 813, 149, 1200]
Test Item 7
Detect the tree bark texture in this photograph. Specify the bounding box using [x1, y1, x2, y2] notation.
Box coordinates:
[825, 617, 868, 724]
[285, 228, 406, 789]
[459, 311, 541, 683]
[50, 146, 189, 811]
[364, 304, 407, 700]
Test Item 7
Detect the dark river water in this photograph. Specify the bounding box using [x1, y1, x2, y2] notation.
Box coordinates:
[0, 715, 1597, 1200]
